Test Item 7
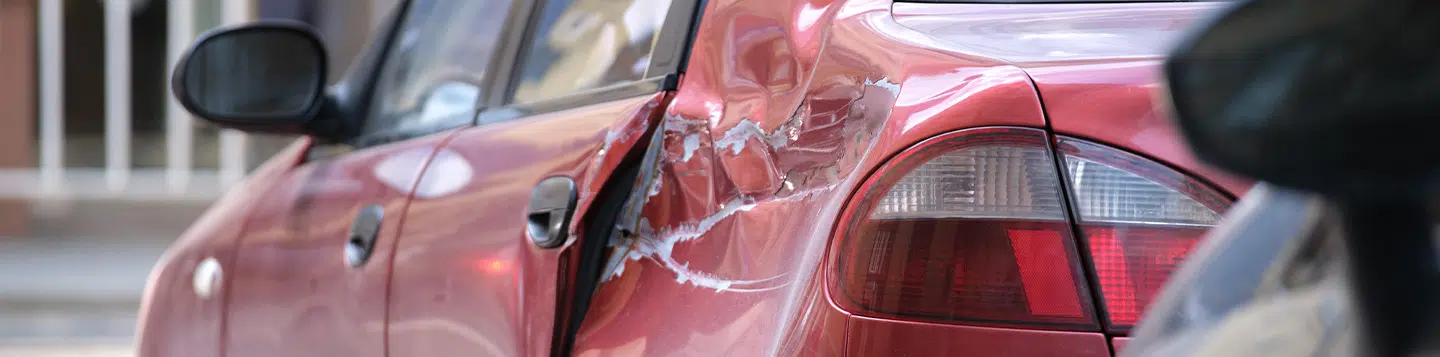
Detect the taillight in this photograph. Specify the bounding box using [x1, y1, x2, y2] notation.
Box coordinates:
[830, 127, 1231, 332]
[833, 127, 1097, 329]
[1058, 137, 1229, 332]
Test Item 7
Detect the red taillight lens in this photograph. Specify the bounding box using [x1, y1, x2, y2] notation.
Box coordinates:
[1058, 137, 1231, 331]
[834, 128, 1098, 329]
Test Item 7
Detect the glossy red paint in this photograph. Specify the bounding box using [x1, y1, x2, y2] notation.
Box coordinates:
[572, 0, 1067, 356]
[223, 131, 457, 357]
[386, 94, 667, 357]
[135, 140, 309, 357]
[1028, 61, 1252, 196]
[847, 316, 1110, 356]
[893, 1, 1252, 196]
[576, 1, 1241, 356]
[141, 0, 1253, 356]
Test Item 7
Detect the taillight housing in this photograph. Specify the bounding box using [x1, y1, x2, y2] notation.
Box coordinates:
[833, 128, 1098, 329]
[830, 127, 1230, 333]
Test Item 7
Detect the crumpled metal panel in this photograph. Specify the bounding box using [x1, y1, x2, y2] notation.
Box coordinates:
[570, 0, 1053, 355]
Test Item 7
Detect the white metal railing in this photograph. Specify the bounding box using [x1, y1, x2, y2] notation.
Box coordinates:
[37, 0, 64, 195]
[30, 0, 255, 200]
[166, 0, 196, 194]
[104, 0, 133, 192]
[218, 0, 251, 188]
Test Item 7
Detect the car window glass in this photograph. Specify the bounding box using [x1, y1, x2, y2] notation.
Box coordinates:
[365, 0, 515, 135]
[508, 0, 673, 104]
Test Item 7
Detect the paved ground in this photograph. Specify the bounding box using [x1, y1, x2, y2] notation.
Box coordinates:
[0, 234, 171, 349]
[0, 167, 230, 355]
[0, 236, 168, 305]
[0, 343, 133, 357]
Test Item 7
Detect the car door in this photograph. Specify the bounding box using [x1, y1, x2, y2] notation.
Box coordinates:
[221, 1, 512, 356]
[384, 0, 703, 355]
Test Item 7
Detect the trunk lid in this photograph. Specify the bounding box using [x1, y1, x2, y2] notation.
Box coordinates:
[892, 1, 1250, 194]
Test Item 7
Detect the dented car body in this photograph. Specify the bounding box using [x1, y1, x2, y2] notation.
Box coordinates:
[137, 0, 1248, 356]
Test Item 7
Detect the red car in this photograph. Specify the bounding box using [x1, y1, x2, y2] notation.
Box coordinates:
[139, 0, 1249, 356]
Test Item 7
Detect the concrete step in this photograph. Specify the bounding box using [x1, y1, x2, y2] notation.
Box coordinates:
[0, 343, 133, 357]
[27, 198, 213, 238]
[0, 235, 170, 303]
[0, 235, 163, 343]
[0, 168, 220, 237]
[0, 301, 137, 343]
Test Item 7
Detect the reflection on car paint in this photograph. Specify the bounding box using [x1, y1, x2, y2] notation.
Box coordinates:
[412, 149, 473, 199]
[372, 147, 436, 195]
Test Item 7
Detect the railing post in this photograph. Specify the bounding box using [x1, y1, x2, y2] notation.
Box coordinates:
[218, 0, 251, 187]
[37, 0, 64, 195]
[166, 0, 196, 194]
[103, 0, 133, 193]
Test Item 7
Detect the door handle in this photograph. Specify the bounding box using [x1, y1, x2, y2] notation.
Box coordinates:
[528, 176, 578, 248]
[345, 204, 385, 268]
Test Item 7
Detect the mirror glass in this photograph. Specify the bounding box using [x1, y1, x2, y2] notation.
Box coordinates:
[180, 27, 325, 121]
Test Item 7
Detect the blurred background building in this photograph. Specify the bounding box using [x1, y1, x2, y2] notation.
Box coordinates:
[0, 0, 395, 353]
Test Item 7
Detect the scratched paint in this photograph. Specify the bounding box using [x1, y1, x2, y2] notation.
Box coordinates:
[714, 118, 800, 155]
[570, 0, 1060, 355]
[568, 95, 667, 241]
[617, 195, 780, 292]
[597, 75, 896, 292]
[606, 187, 839, 292]
[864, 76, 900, 95]
[647, 168, 664, 198]
[682, 134, 702, 162]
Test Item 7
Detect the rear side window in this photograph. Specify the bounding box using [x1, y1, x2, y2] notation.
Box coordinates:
[506, 0, 675, 104]
[365, 0, 516, 136]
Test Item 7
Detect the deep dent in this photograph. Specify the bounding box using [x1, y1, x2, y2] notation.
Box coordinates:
[570, 0, 1065, 354]
[600, 76, 898, 293]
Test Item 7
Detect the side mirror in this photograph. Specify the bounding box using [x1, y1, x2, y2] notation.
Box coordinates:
[172, 22, 329, 132]
[1161, 1, 1440, 356]
[1164, 0, 1440, 198]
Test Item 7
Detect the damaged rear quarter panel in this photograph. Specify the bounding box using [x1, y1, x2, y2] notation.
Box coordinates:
[571, 0, 1049, 355]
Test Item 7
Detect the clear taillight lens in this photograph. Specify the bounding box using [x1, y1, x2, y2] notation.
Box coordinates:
[834, 128, 1097, 329]
[1059, 137, 1231, 332]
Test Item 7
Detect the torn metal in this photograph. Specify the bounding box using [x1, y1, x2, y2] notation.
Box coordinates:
[595, 76, 897, 294]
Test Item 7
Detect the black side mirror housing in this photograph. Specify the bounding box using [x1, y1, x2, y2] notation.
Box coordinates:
[1164, 0, 1440, 199]
[1162, 1, 1440, 355]
[172, 21, 330, 134]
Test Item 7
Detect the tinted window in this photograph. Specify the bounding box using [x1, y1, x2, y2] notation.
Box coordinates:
[508, 0, 674, 104]
[365, 0, 515, 135]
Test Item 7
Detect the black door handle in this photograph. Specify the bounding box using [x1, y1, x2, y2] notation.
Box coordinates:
[528, 176, 578, 248]
[345, 204, 384, 268]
